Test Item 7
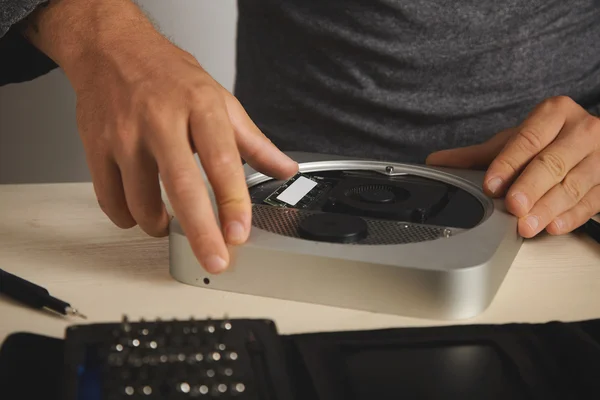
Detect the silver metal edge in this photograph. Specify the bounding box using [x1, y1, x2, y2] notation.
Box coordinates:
[168, 152, 523, 320]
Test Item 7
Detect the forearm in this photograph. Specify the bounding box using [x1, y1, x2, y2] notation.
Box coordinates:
[20, 0, 167, 89]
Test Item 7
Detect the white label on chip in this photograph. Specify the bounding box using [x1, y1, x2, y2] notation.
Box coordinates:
[276, 176, 318, 206]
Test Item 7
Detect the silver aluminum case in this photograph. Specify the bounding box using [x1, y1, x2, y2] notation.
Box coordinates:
[169, 152, 523, 320]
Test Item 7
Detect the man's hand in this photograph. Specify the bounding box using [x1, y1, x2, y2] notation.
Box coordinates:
[22, 0, 298, 273]
[426, 96, 600, 238]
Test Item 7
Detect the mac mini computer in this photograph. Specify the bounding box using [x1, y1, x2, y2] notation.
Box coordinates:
[169, 152, 523, 320]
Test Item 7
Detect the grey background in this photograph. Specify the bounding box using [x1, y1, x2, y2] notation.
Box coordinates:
[0, 0, 237, 184]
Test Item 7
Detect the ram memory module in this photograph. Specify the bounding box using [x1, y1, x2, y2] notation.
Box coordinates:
[263, 173, 328, 209]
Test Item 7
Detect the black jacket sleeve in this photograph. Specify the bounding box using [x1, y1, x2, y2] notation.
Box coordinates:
[0, 0, 58, 86]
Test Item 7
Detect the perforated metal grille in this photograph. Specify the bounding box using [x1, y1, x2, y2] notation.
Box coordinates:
[251, 204, 448, 245]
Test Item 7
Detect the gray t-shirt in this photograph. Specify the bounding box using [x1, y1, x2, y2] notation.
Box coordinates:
[234, 0, 600, 163]
[3, 1, 600, 163]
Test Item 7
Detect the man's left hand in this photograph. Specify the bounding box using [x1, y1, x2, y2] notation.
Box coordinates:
[426, 96, 600, 238]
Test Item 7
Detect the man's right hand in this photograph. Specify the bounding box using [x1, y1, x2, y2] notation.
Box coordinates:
[23, 0, 298, 273]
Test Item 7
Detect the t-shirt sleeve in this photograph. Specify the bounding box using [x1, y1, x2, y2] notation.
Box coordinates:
[0, 0, 58, 86]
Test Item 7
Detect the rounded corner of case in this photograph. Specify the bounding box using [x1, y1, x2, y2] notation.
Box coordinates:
[168, 217, 184, 236]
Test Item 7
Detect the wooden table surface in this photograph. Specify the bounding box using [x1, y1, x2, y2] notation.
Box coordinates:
[1, 182, 600, 343]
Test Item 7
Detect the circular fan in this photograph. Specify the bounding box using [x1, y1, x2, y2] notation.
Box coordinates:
[344, 184, 411, 204]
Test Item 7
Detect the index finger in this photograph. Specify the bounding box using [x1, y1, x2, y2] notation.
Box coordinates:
[224, 94, 298, 180]
[484, 97, 572, 195]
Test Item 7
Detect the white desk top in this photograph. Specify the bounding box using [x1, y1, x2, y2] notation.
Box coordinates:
[1, 183, 600, 344]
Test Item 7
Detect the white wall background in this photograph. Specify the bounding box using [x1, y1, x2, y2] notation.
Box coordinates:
[0, 0, 238, 184]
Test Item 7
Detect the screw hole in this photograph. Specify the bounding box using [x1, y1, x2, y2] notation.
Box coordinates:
[203, 278, 210, 285]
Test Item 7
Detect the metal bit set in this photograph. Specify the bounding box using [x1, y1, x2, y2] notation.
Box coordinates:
[75, 316, 260, 399]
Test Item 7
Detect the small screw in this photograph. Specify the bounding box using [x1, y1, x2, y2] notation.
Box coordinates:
[234, 383, 245, 393]
[179, 383, 190, 393]
[443, 229, 452, 237]
[121, 315, 131, 333]
[385, 166, 394, 174]
[222, 321, 232, 330]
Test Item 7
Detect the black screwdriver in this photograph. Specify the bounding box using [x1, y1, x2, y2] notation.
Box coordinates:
[0, 268, 86, 319]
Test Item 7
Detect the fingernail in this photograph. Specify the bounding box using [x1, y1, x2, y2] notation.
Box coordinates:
[525, 215, 539, 231]
[204, 255, 227, 273]
[225, 221, 246, 244]
[512, 192, 529, 210]
[553, 218, 564, 231]
[486, 177, 503, 194]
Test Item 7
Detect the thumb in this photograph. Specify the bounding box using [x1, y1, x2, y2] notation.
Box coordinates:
[425, 128, 515, 169]
[223, 92, 298, 180]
